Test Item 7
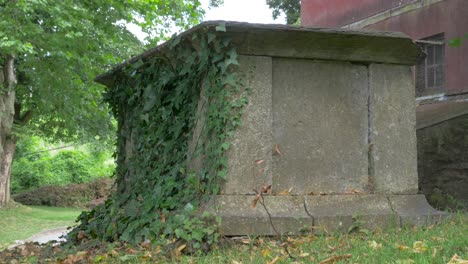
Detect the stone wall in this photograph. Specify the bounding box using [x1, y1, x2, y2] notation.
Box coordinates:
[417, 114, 468, 210]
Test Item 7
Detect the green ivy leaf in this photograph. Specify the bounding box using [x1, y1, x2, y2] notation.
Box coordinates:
[448, 37, 462, 47]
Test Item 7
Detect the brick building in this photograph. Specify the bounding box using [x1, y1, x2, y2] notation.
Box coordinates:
[302, 0, 468, 125]
[301, 0, 468, 209]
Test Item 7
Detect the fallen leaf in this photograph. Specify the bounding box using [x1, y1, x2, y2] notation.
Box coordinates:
[176, 244, 186, 252]
[397, 244, 409, 251]
[299, 252, 310, 258]
[140, 240, 152, 250]
[319, 254, 352, 264]
[273, 144, 282, 155]
[255, 159, 264, 164]
[127, 248, 139, 254]
[241, 238, 251, 244]
[350, 189, 364, 194]
[232, 261, 242, 264]
[368, 240, 382, 250]
[268, 256, 280, 264]
[251, 185, 272, 208]
[77, 230, 88, 240]
[261, 185, 272, 194]
[251, 195, 260, 208]
[257, 238, 264, 246]
[448, 254, 468, 264]
[63, 253, 86, 264]
[412, 241, 427, 253]
[277, 189, 290, 196]
[140, 251, 152, 260]
[261, 248, 271, 257]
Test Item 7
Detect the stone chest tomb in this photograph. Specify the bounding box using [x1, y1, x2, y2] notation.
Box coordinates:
[96, 21, 446, 236]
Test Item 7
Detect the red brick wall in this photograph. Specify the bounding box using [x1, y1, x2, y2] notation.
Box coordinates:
[301, 0, 415, 28]
[301, 0, 468, 95]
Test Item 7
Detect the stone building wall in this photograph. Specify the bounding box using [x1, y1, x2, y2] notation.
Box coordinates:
[417, 114, 468, 210]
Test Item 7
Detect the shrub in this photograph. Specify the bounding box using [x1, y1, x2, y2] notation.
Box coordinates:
[13, 177, 114, 208]
[11, 137, 115, 194]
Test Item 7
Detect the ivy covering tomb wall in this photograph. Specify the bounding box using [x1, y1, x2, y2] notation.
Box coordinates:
[69, 25, 249, 248]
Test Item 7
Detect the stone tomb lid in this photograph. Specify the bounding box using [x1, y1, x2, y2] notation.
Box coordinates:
[95, 21, 424, 87]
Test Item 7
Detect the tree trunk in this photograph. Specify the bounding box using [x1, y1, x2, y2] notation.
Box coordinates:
[0, 55, 17, 208]
[0, 138, 15, 207]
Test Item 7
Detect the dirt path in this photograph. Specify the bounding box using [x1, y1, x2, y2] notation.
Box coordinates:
[9, 227, 69, 249]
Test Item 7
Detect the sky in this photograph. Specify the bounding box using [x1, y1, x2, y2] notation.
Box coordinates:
[127, 0, 285, 41]
[200, 0, 286, 24]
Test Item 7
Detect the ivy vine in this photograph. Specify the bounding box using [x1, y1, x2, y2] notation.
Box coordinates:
[69, 25, 249, 250]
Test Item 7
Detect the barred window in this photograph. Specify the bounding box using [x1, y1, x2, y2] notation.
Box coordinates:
[415, 34, 445, 97]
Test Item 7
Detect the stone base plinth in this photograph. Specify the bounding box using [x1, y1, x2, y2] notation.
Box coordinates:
[207, 195, 449, 236]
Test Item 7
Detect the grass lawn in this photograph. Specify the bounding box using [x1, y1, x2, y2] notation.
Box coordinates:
[0, 205, 83, 248]
[0, 210, 466, 263]
[170, 213, 468, 264]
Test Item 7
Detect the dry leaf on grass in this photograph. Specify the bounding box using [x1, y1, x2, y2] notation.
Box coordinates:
[241, 238, 251, 244]
[268, 256, 281, 264]
[319, 254, 352, 264]
[261, 248, 271, 258]
[397, 244, 409, 251]
[140, 251, 152, 261]
[447, 254, 468, 264]
[368, 240, 382, 250]
[176, 244, 186, 252]
[412, 241, 427, 253]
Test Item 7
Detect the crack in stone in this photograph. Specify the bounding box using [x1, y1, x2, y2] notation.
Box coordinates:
[385, 195, 402, 227]
[367, 65, 376, 193]
[302, 197, 315, 231]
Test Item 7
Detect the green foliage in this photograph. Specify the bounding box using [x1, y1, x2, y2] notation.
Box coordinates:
[11, 136, 115, 193]
[448, 33, 468, 47]
[71, 26, 249, 249]
[0, 0, 203, 144]
[266, 0, 300, 24]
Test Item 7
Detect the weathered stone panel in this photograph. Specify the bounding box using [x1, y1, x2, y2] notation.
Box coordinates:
[272, 58, 368, 194]
[369, 64, 418, 194]
[304, 195, 398, 233]
[223, 56, 273, 194]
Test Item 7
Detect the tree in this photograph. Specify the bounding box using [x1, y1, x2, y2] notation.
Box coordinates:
[0, 0, 203, 207]
[266, 0, 301, 25]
